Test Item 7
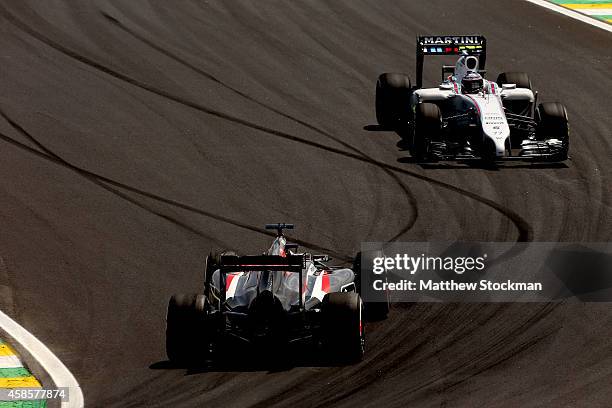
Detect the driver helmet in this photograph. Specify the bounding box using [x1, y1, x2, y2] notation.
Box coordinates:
[462, 71, 484, 94]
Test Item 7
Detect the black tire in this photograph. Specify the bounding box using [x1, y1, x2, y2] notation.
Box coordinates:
[353, 251, 389, 320]
[536, 102, 569, 161]
[204, 249, 238, 293]
[166, 293, 212, 363]
[497, 72, 534, 116]
[376, 73, 411, 128]
[322, 292, 364, 363]
[496, 72, 532, 90]
[413, 103, 441, 161]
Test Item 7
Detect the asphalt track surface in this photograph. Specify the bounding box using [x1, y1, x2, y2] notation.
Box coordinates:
[0, 1, 611, 407]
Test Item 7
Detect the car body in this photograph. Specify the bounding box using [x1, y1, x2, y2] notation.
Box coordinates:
[376, 35, 569, 162]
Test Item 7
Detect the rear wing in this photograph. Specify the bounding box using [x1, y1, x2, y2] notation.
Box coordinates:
[219, 254, 305, 272]
[416, 35, 487, 88]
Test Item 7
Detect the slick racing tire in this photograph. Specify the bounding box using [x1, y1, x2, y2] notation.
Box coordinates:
[322, 292, 364, 363]
[536, 102, 570, 161]
[497, 72, 533, 116]
[496, 72, 532, 90]
[376, 73, 411, 128]
[413, 103, 441, 161]
[353, 251, 390, 321]
[166, 293, 212, 363]
[205, 249, 238, 291]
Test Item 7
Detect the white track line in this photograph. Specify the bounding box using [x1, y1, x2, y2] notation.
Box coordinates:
[576, 9, 612, 16]
[524, 0, 612, 33]
[0, 310, 84, 407]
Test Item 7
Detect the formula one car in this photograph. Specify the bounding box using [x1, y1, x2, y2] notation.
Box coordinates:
[166, 224, 389, 365]
[376, 35, 569, 162]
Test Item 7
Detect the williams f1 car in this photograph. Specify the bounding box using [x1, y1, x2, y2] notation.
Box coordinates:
[376, 35, 569, 162]
[166, 224, 389, 365]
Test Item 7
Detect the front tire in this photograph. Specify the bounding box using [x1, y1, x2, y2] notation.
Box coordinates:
[376, 73, 411, 128]
[536, 102, 569, 161]
[413, 103, 441, 161]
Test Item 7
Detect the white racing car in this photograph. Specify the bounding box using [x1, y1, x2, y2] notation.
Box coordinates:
[376, 35, 569, 162]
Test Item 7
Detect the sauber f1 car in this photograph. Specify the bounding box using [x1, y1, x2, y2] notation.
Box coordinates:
[166, 224, 389, 365]
[376, 35, 569, 162]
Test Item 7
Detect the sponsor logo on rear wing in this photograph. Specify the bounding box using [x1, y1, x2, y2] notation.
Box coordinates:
[415, 35, 487, 88]
[418, 35, 486, 55]
[219, 254, 305, 272]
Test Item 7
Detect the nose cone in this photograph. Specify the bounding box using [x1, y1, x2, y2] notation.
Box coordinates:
[481, 114, 510, 158]
[482, 136, 508, 160]
[492, 137, 507, 157]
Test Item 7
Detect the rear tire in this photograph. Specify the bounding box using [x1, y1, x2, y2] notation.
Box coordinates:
[496, 72, 532, 90]
[413, 103, 441, 161]
[322, 292, 364, 363]
[536, 102, 569, 161]
[376, 73, 411, 128]
[497, 72, 534, 117]
[353, 251, 389, 321]
[205, 249, 238, 293]
[166, 293, 213, 363]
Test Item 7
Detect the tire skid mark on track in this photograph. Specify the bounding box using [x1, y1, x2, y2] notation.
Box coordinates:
[0, 108, 228, 249]
[263, 303, 561, 408]
[245, 306, 451, 408]
[0, 6, 533, 244]
[405, 304, 561, 395]
[99, 11, 419, 243]
[439, 322, 560, 393]
[1, 3, 417, 250]
[0, 109, 344, 261]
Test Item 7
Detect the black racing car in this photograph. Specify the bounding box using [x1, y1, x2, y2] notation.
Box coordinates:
[165, 224, 389, 365]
